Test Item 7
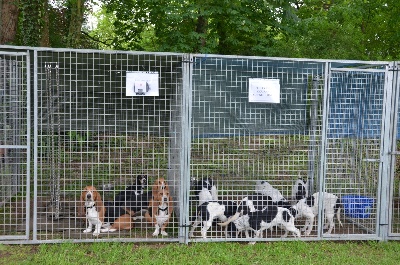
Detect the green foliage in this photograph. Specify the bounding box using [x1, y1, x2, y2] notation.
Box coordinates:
[270, 0, 400, 60]
[18, 0, 45, 46]
[101, 0, 298, 55]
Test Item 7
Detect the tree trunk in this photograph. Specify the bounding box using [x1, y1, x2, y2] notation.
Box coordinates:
[195, 15, 208, 51]
[40, 0, 50, 47]
[0, 0, 20, 45]
[67, 0, 86, 48]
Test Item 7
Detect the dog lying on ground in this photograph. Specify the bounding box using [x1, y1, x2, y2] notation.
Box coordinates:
[78, 186, 105, 236]
[189, 200, 237, 238]
[144, 177, 174, 236]
[291, 192, 342, 236]
[113, 174, 148, 206]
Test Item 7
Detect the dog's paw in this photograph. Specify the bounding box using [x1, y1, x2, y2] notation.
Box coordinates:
[152, 231, 159, 237]
[83, 229, 92, 233]
[102, 223, 111, 228]
[93, 231, 100, 236]
[160, 231, 168, 236]
[100, 228, 117, 233]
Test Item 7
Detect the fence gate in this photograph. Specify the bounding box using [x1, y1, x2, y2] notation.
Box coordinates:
[0, 51, 31, 241]
[324, 63, 388, 240]
[389, 62, 400, 239]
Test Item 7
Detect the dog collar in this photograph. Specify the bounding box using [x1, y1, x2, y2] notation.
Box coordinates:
[159, 206, 168, 212]
[86, 204, 96, 209]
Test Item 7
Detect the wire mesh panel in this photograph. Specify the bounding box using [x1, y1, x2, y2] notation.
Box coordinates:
[34, 50, 185, 242]
[390, 63, 400, 236]
[1, 45, 399, 244]
[189, 55, 327, 241]
[0, 52, 30, 241]
[325, 67, 386, 238]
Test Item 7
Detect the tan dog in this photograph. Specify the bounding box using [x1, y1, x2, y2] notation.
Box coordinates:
[145, 178, 174, 236]
[78, 186, 136, 235]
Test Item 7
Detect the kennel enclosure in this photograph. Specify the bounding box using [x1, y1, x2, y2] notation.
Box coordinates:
[0, 45, 399, 244]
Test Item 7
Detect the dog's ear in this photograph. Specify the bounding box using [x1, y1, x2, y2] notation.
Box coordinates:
[77, 188, 87, 217]
[93, 189, 105, 223]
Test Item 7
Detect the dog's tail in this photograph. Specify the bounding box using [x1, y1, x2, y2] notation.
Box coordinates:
[218, 211, 240, 227]
[335, 198, 343, 227]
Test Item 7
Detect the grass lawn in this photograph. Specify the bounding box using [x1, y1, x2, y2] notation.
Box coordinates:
[1, 241, 400, 265]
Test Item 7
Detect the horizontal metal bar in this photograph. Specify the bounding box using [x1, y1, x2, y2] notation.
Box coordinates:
[0, 235, 29, 240]
[362, 159, 381, 162]
[331, 67, 385, 73]
[0, 145, 28, 149]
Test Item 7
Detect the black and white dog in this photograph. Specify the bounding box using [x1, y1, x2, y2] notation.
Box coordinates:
[291, 179, 308, 202]
[247, 205, 300, 243]
[191, 177, 218, 206]
[217, 194, 276, 238]
[291, 192, 342, 236]
[218, 194, 299, 240]
[102, 175, 149, 230]
[113, 175, 148, 206]
[189, 200, 237, 238]
[254, 180, 286, 203]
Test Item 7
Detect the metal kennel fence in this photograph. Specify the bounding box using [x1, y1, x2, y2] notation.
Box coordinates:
[0, 45, 399, 244]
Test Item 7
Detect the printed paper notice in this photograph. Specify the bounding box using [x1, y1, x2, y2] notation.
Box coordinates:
[248, 78, 280, 103]
[126, 71, 159, 96]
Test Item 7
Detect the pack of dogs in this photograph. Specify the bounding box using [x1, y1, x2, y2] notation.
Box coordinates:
[78, 175, 174, 237]
[79, 175, 343, 243]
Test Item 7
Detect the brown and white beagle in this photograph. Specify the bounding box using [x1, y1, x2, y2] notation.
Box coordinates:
[145, 177, 174, 236]
[78, 185, 136, 235]
[78, 186, 105, 236]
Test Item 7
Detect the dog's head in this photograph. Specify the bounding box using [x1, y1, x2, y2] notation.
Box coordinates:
[78, 185, 105, 221]
[192, 177, 214, 193]
[136, 174, 148, 190]
[292, 179, 308, 202]
[151, 177, 170, 199]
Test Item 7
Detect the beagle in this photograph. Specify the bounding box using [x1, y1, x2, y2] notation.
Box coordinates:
[79, 186, 105, 236]
[144, 177, 174, 236]
[78, 186, 137, 234]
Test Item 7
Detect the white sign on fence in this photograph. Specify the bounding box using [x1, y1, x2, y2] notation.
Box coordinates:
[248, 78, 280, 103]
[126, 71, 159, 96]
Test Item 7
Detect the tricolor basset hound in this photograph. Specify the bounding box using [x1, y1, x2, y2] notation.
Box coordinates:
[78, 185, 137, 235]
[144, 177, 174, 236]
[78, 186, 105, 236]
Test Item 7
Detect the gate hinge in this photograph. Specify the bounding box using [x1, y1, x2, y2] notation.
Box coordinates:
[388, 65, 399, 71]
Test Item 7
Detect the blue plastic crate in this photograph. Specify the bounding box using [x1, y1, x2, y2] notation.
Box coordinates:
[342, 195, 374, 218]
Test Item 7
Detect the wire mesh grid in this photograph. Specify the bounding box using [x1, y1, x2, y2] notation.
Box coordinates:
[0, 53, 30, 240]
[0, 47, 398, 243]
[33, 50, 185, 242]
[188, 58, 388, 241]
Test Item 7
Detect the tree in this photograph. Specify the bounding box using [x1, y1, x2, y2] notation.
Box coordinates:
[0, 0, 20, 44]
[101, 0, 298, 55]
[270, 0, 400, 60]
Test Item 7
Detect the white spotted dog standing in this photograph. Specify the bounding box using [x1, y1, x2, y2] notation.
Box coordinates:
[291, 192, 343, 236]
[189, 200, 237, 239]
[219, 201, 300, 244]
